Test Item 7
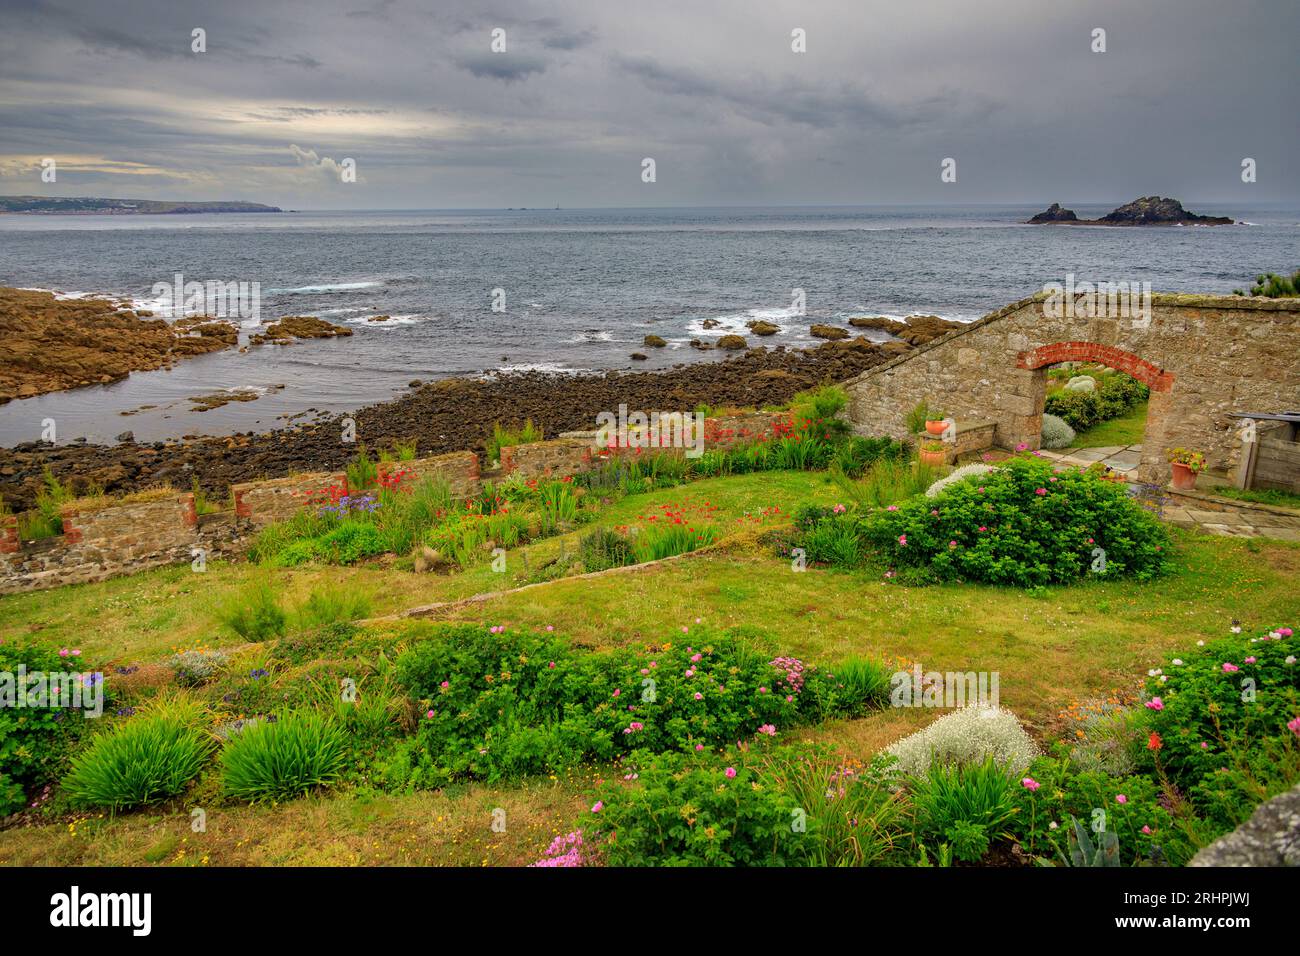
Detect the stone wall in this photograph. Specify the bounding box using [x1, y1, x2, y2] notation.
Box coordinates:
[0, 413, 804, 594]
[844, 294, 1300, 484]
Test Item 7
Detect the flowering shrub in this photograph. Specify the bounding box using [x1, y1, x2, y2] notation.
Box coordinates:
[529, 829, 592, 867]
[1138, 624, 1299, 832]
[0, 641, 100, 815]
[391, 624, 883, 785]
[582, 747, 806, 866]
[885, 706, 1039, 778]
[861, 455, 1170, 586]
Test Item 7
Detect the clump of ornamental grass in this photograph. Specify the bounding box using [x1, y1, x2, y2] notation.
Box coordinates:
[886, 705, 1039, 778]
[219, 710, 348, 803]
[62, 694, 213, 810]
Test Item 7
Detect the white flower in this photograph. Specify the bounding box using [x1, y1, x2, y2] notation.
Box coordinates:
[1172, 659, 1184, 666]
[1286, 656, 1297, 666]
[1049, 821, 1059, 830]
[1159, 675, 1168, 683]
[1148, 669, 1162, 677]
[884, 705, 1038, 777]
[1197, 640, 1205, 646]
[1269, 631, 1282, 640]
[1230, 626, 1242, 634]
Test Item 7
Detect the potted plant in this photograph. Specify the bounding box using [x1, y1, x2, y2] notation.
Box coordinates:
[1167, 448, 1205, 491]
[919, 440, 947, 467]
[924, 411, 950, 436]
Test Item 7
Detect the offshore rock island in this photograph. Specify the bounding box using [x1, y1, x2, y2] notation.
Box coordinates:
[1027, 196, 1235, 226]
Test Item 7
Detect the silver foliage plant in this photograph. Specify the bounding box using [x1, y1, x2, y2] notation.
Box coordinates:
[1040, 412, 1076, 449]
[924, 462, 1000, 498]
[885, 705, 1039, 777]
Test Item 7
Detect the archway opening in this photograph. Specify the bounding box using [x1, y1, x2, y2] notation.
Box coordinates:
[1016, 342, 1174, 480]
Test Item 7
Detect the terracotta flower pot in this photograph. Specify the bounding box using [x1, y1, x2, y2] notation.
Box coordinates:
[1170, 461, 1198, 491]
[919, 449, 946, 467]
[925, 420, 947, 436]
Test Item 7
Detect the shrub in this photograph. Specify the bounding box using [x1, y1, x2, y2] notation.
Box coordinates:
[1139, 624, 1300, 832]
[924, 463, 998, 499]
[1235, 269, 1300, 298]
[0, 641, 97, 813]
[579, 527, 635, 572]
[862, 455, 1171, 586]
[583, 748, 806, 866]
[801, 516, 861, 567]
[345, 445, 378, 491]
[18, 468, 73, 540]
[1045, 375, 1148, 431]
[219, 710, 348, 802]
[886, 705, 1039, 778]
[62, 695, 213, 810]
[165, 648, 231, 687]
[909, 757, 1020, 863]
[290, 584, 373, 632]
[1040, 413, 1076, 449]
[834, 457, 938, 510]
[393, 624, 872, 785]
[1065, 700, 1146, 776]
[215, 580, 288, 641]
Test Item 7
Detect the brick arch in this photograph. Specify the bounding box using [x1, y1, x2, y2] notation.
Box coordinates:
[1017, 341, 1175, 391]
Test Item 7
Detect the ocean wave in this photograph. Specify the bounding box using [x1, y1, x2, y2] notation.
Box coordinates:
[487, 363, 591, 376]
[565, 330, 614, 343]
[686, 306, 801, 337]
[346, 313, 425, 327]
[265, 281, 383, 294]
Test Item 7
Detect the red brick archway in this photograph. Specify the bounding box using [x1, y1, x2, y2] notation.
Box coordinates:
[1017, 342, 1175, 391]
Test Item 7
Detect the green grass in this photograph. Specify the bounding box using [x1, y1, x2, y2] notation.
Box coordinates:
[2, 464, 1298, 867]
[1208, 486, 1300, 511]
[1067, 399, 1148, 449]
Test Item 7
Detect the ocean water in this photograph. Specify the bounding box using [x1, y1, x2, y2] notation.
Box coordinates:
[1, 203, 1296, 444]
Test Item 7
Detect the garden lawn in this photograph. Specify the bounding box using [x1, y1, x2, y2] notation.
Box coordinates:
[1066, 399, 1148, 449]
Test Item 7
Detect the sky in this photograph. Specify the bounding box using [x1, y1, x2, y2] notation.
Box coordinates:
[1, 0, 1296, 209]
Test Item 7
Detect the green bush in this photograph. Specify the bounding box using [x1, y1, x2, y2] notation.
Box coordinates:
[1045, 375, 1148, 432]
[487, 420, 543, 464]
[219, 710, 348, 802]
[909, 757, 1020, 863]
[584, 748, 806, 866]
[216, 580, 288, 640]
[579, 527, 635, 571]
[291, 584, 373, 632]
[861, 454, 1170, 586]
[1234, 269, 1300, 298]
[62, 696, 213, 810]
[392, 624, 876, 786]
[0, 641, 98, 813]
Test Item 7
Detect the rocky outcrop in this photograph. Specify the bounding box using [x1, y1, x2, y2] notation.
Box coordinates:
[1191, 783, 1300, 866]
[810, 324, 849, 341]
[1027, 202, 1079, 223]
[716, 334, 747, 350]
[1027, 196, 1234, 226]
[0, 287, 239, 403]
[250, 316, 353, 344]
[747, 320, 780, 336]
[643, 334, 667, 347]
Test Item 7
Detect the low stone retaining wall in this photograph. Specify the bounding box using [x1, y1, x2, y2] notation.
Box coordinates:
[0, 413, 795, 594]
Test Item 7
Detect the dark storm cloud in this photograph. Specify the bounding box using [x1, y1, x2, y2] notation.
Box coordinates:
[0, 0, 1296, 207]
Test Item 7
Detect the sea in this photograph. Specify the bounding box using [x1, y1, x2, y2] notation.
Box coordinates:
[1, 203, 1296, 445]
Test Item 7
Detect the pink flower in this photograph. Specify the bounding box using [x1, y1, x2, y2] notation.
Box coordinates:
[1034, 488, 1047, 496]
[898, 534, 908, 546]
[1115, 794, 1128, 805]
[591, 801, 603, 813]
[694, 692, 703, 700]
[685, 668, 695, 678]
[439, 680, 449, 690]
[930, 509, 939, 516]
[758, 686, 768, 694]
[724, 767, 737, 779]
[1021, 777, 1040, 791]
[548, 661, 556, 669]
[757, 724, 776, 736]
[1144, 697, 1164, 711]
[887, 504, 899, 512]
[1245, 656, 1257, 664]
[948, 540, 957, 549]
[612, 688, 621, 697]
[1086, 537, 1094, 544]
[690, 653, 702, 663]
[1222, 662, 1239, 673]
[1288, 716, 1300, 737]
[546, 625, 554, 631]
[978, 526, 987, 532]
[1016, 442, 1028, 452]
[1200, 741, 1208, 749]
[426, 709, 435, 718]
[1277, 627, 1293, 637]
[58, 648, 69, 657]
[681, 626, 689, 633]
[70, 649, 81, 656]
[695, 743, 705, 751]
[1141, 825, 1152, 834]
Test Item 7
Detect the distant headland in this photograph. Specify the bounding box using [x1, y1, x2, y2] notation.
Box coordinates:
[0, 196, 283, 215]
[1027, 196, 1235, 226]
